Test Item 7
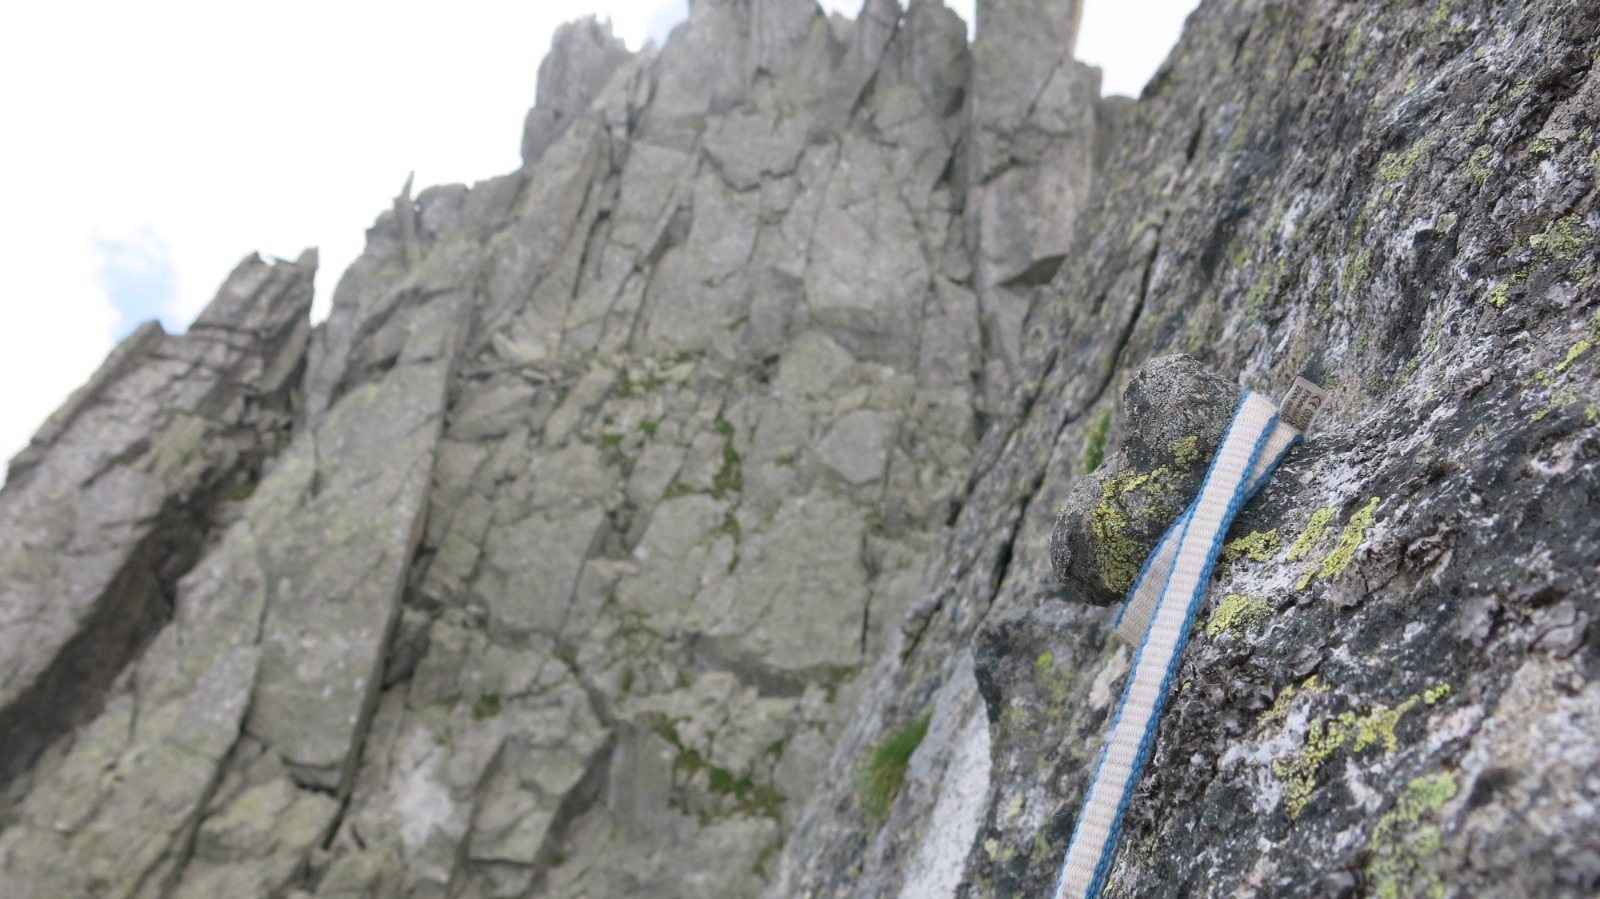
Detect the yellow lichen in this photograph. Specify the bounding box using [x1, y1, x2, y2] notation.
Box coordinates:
[1556, 337, 1592, 373]
[1460, 144, 1493, 185]
[1002, 793, 1025, 825]
[1271, 684, 1449, 818]
[1223, 529, 1282, 563]
[1258, 675, 1329, 730]
[1033, 651, 1073, 705]
[1366, 771, 1458, 899]
[1317, 496, 1381, 581]
[1343, 250, 1374, 291]
[1554, 310, 1600, 374]
[1206, 595, 1272, 638]
[1295, 497, 1380, 590]
[1091, 467, 1176, 598]
[1286, 508, 1338, 561]
[1245, 259, 1287, 312]
[1377, 135, 1435, 183]
[1527, 214, 1592, 262]
[1169, 435, 1201, 469]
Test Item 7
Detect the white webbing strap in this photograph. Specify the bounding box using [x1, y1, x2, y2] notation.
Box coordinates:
[1053, 384, 1316, 899]
[1112, 419, 1301, 644]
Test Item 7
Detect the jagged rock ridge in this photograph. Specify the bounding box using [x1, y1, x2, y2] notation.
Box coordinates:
[2, 0, 1598, 897]
[0, 0, 1098, 895]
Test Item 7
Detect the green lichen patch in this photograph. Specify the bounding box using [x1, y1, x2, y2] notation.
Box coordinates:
[1286, 507, 1338, 562]
[1091, 467, 1177, 598]
[1426, 0, 1455, 29]
[1032, 651, 1054, 681]
[615, 365, 671, 398]
[1527, 214, 1592, 263]
[1205, 594, 1272, 638]
[1319, 497, 1381, 579]
[472, 692, 503, 720]
[710, 510, 742, 544]
[1223, 529, 1281, 563]
[1462, 76, 1532, 143]
[1365, 771, 1459, 899]
[655, 720, 786, 822]
[1342, 249, 1374, 292]
[1032, 651, 1074, 705]
[1378, 135, 1435, 184]
[1527, 314, 1599, 421]
[711, 421, 744, 499]
[658, 420, 746, 502]
[1554, 310, 1600, 375]
[1258, 675, 1330, 730]
[1556, 336, 1593, 374]
[1460, 144, 1493, 185]
[1245, 259, 1286, 312]
[859, 713, 932, 824]
[1485, 282, 1511, 308]
[1271, 683, 1449, 818]
[662, 482, 699, 500]
[1169, 435, 1201, 469]
[1079, 408, 1114, 475]
[1296, 497, 1381, 590]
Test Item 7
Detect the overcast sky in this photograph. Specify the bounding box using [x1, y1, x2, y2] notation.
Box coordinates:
[0, 0, 1197, 474]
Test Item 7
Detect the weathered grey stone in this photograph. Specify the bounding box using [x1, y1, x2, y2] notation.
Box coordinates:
[0, 250, 313, 799]
[521, 17, 633, 168]
[817, 408, 901, 487]
[966, 0, 1096, 403]
[246, 292, 460, 792]
[176, 780, 337, 895]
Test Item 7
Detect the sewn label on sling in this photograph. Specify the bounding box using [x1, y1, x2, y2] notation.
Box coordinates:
[1278, 376, 1327, 432]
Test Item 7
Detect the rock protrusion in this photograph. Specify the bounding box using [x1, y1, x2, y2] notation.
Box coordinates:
[1051, 355, 1240, 605]
[521, 17, 633, 168]
[0, 251, 314, 798]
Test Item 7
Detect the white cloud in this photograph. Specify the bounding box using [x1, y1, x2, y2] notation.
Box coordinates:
[1078, 0, 1199, 97]
[0, 0, 1191, 479]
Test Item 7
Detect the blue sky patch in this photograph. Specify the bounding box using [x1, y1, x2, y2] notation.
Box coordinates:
[94, 228, 178, 337]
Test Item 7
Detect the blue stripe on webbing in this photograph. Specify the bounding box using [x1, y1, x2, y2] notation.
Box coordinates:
[1245, 434, 1302, 502]
[1110, 505, 1188, 634]
[1055, 392, 1285, 899]
[1113, 427, 1304, 645]
[1084, 401, 1276, 895]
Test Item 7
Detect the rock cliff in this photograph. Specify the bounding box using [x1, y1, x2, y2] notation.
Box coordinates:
[2, 0, 1597, 897]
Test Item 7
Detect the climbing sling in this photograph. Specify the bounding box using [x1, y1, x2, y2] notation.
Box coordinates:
[1053, 378, 1325, 899]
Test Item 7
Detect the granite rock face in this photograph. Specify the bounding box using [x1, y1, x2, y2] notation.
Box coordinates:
[0, 2, 1067, 896]
[0, 251, 314, 796]
[3, 0, 1599, 896]
[774, 0, 1600, 897]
